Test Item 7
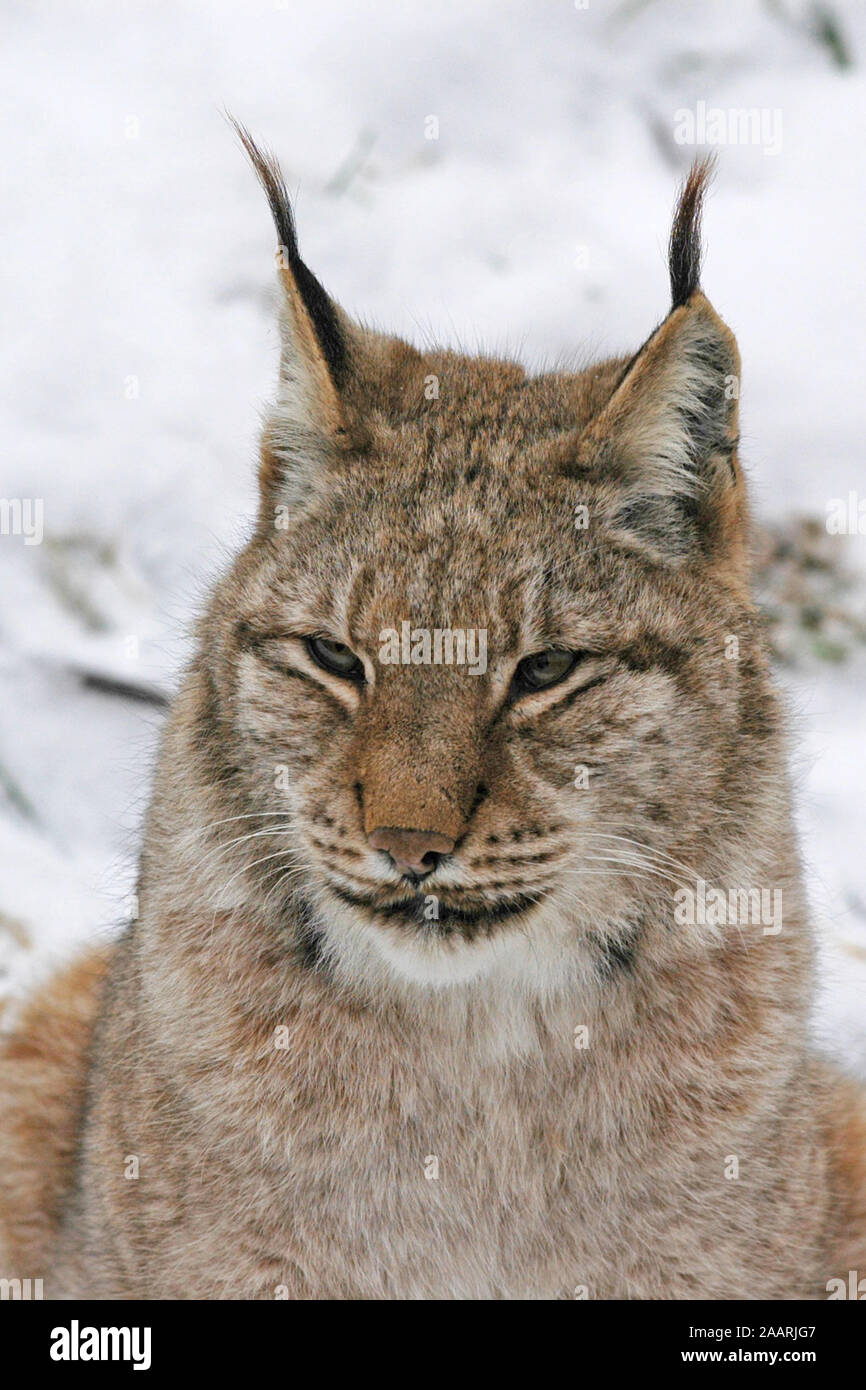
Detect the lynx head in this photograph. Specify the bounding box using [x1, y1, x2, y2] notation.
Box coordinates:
[193, 130, 778, 992]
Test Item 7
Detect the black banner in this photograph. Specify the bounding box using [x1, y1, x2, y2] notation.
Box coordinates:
[3, 1298, 862, 1375]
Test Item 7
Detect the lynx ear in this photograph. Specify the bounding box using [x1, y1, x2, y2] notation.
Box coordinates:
[233, 123, 364, 504]
[580, 158, 744, 566]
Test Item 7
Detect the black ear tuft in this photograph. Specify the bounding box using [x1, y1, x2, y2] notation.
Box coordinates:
[229, 116, 348, 388]
[668, 155, 715, 310]
[230, 117, 297, 268]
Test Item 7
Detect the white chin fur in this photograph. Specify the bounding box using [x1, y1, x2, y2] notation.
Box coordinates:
[319, 891, 577, 992]
[365, 921, 527, 987]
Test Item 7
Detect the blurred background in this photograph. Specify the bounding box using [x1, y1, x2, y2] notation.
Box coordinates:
[1, 0, 865, 1067]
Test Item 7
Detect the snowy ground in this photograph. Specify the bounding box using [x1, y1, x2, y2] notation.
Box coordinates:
[1, 0, 865, 1068]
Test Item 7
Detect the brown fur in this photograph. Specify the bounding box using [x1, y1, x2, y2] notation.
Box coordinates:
[1, 150, 864, 1299]
[0, 949, 111, 1279]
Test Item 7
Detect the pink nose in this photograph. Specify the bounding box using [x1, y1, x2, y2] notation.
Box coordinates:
[367, 827, 455, 877]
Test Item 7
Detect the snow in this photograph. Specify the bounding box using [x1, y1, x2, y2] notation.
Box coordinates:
[1, 0, 864, 1066]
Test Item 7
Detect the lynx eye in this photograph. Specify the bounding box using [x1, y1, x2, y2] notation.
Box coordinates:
[512, 648, 578, 695]
[305, 636, 365, 681]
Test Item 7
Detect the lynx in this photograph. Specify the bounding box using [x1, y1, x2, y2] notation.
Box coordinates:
[2, 133, 865, 1299]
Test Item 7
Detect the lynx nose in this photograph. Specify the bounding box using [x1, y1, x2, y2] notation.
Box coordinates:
[367, 827, 455, 879]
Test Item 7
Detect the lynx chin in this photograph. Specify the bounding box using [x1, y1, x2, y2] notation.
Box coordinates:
[1, 130, 865, 1300]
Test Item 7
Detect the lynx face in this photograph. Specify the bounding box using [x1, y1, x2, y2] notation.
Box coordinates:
[198, 135, 775, 987]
